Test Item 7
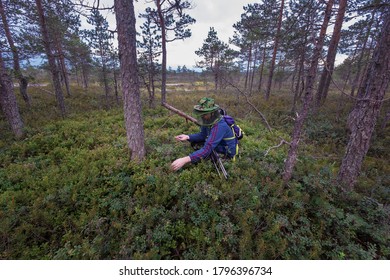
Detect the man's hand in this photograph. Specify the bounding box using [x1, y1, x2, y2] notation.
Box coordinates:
[171, 156, 191, 171]
[175, 134, 189, 141]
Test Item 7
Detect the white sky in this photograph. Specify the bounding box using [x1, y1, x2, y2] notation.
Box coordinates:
[94, 0, 259, 69]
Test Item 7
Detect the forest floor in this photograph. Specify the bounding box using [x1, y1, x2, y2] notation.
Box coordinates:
[0, 81, 389, 259]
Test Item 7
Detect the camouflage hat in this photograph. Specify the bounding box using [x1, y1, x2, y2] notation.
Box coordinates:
[193, 97, 220, 113]
[193, 97, 221, 126]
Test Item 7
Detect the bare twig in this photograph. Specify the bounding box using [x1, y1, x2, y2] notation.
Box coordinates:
[160, 112, 174, 128]
[38, 87, 55, 96]
[264, 138, 291, 157]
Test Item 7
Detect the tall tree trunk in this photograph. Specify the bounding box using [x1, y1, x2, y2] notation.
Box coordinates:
[0, 50, 24, 139]
[55, 39, 71, 97]
[0, 0, 31, 106]
[156, 0, 167, 104]
[35, 0, 66, 117]
[113, 64, 120, 105]
[292, 48, 306, 113]
[316, 0, 347, 107]
[257, 42, 267, 92]
[101, 59, 110, 108]
[283, 0, 334, 183]
[356, 33, 377, 99]
[337, 9, 390, 191]
[82, 62, 89, 89]
[114, 0, 146, 161]
[245, 44, 252, 90]
[250, 46, 258, 94]
[265, 0, 284, 100]
[148, 53, 156, 108]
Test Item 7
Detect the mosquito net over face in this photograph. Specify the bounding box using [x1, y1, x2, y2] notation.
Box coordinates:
[192, 97, 222, 126]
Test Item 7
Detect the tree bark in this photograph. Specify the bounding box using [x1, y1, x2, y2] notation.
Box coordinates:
[35, 0, 66, 117]
[250, 46, 258, 94]
[316, 0, 347, 107]
[244, 44, 252, 90]
[265, 0, 284, 100]
[291, 51, 305, 113]
[0, 50, 24, 139]
[337, 8, 390, 191]
[156, 0, 167, 104]
[113, 63, 120, 105]
[0, 0, 31, 106]
[257, 42, 267, 92]
[283, 0, 334, 183]
[55, 39, 71, 97]
[114, 0, 146, 161]
[82, 62, 89, 89]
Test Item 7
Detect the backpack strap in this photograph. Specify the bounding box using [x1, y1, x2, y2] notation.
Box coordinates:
[223, 125, 236, 141]
[223, 125, 239, 161]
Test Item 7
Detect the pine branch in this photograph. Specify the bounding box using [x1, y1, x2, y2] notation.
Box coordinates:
[162, 102, 199, 125]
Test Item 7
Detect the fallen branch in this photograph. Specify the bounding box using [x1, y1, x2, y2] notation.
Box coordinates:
[162, 102, 199, 125]
[38, 87, 55, 96]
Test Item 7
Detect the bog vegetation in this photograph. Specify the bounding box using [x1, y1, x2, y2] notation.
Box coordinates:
[0, 80, 389, 259]
[1, 0, 389, 260]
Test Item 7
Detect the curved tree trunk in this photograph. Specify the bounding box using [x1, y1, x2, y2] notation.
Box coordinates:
[337, 9, 390, 191]
[283, 0, 334, 183]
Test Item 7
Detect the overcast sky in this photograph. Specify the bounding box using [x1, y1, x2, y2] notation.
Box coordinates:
[94, 0, 259, 69]
[137, 0, 259, 69]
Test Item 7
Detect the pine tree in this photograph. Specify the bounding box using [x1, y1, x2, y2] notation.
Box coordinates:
[0, 49, 24, 139]
[316, 0, 348, 107]
[0, 0, 31, 106]
[35, 0, 66, 117]
[151, 0, 195, 104]
[138, 7, 162, 108]
[114, 0, 146, 161]
[338, 5, 390, 190]
[231, 2, 279, 93]
[283, 0, 334, 183]
[195, 27, 237, 90]
[84, 7, 114, 108]
[265, 0, 285, 100]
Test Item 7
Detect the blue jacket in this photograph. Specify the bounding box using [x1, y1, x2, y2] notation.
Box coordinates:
[188, 118, 236, 163]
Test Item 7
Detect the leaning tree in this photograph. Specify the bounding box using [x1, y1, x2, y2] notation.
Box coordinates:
[337, 5, 390, 191]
